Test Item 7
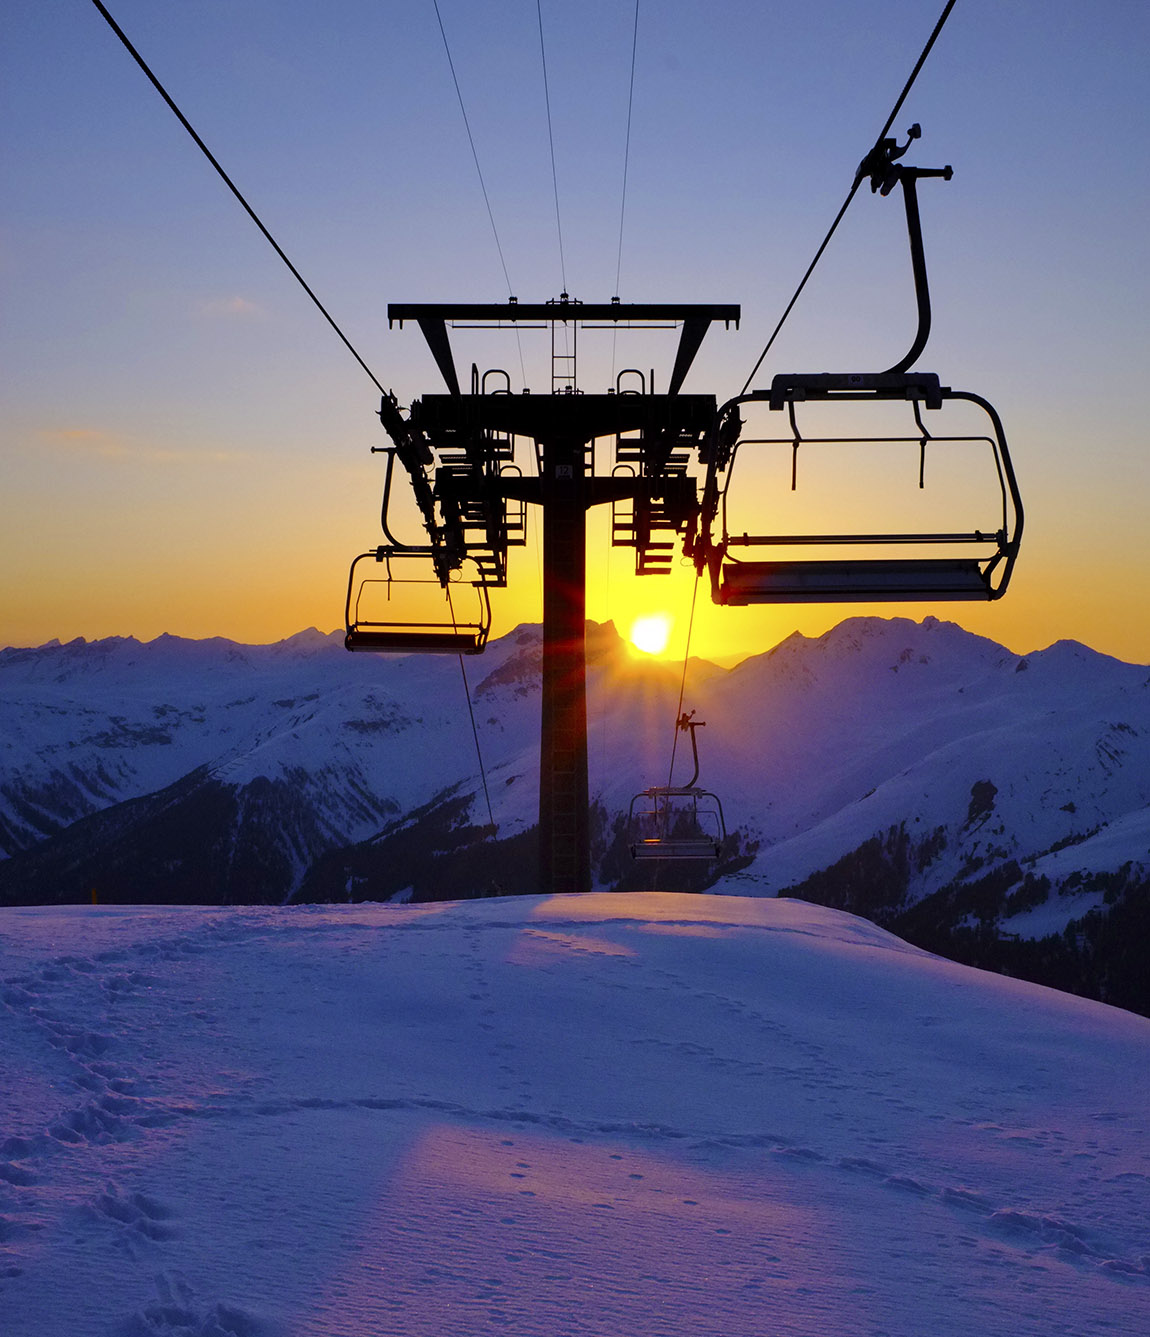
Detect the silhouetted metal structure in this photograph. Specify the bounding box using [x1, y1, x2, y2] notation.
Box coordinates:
[345, 130, 1022, 898]
[347, 298, 738, 895]
[84, 2, 1010, 895]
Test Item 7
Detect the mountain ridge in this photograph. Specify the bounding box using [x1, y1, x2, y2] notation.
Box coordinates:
[2, 615, 1147, 1012]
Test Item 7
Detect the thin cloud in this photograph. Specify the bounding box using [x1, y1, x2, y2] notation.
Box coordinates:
[38, 428, 129, 460]
[195, 295, 263, 319]
[37, 429, 248, 466]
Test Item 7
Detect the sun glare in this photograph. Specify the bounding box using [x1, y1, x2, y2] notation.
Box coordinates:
[629, 613, 672, 656]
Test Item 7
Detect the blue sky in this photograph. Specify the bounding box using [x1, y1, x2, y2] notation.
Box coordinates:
[2, 1, 1148, 662]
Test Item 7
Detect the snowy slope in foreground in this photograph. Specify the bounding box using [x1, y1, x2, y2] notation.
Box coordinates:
[2, 894, 1147, 1337]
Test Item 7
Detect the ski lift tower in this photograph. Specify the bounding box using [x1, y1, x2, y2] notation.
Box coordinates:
[354, 297, 739, 896]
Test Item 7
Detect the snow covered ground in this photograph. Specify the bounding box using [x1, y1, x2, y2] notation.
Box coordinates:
[2, 893, 1147, 1336]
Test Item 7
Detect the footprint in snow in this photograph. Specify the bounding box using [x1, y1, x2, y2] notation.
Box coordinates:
[95, 1185, 179, 1242]
[112, 1270, 269, 1337]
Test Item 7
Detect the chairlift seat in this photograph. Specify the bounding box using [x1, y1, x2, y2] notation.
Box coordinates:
[630, 835, 722, 861]
[719, 557, 993, 604]
[345, 628, 487, 654]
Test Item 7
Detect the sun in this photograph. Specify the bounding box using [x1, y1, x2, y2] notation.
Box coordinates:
[629, 613, 673, 656]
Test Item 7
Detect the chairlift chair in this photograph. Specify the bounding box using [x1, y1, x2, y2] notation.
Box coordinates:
[704, 373, 1022, 605]
[344, 547, 491, 654]
[696, 126, 1023, 607]
[628, 787, 727, 861]
[628, 712, 728, 861]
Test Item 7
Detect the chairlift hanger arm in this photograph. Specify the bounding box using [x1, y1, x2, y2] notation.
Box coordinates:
[855, 124, 954, 376]
[373, 447, 408, 548]
[675, 712, 704, 790]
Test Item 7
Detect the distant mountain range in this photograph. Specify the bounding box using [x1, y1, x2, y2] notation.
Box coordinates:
[1, 616, 1147, 1014]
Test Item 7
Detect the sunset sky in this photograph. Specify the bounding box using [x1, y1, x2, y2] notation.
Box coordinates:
[3, 0, 1148, 665]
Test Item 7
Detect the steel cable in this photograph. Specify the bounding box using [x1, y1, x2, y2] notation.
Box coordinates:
[88, 0, 394, 400]
[611, 0, 641, 381]
[433, 0, 517, 298]
[666, 569, 701, 790]
[429, 2, 529, 388]
[613, 0, 640, 299]
[458, 653, 497, 835]
[536, 0, 568, 293]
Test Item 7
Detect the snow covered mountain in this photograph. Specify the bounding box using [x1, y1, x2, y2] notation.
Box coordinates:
[0, 621, 709, 904]
[1, 616, 1147, 1011]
